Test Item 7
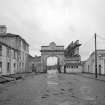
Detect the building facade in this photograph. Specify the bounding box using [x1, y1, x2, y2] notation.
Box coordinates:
[83, 50, 105, 75]
[64, 40, 82, 73]
[64, 57, 82, 73]
[0, 25, 29, 75]
[0, 43, 18, 75]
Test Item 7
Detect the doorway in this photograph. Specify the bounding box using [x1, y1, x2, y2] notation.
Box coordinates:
[99, 65, 101, 75]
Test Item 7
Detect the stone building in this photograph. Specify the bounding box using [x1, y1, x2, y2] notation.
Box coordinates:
[28, 55, 41, 73]
[0, 25, 29, 75]
[83, 50, 105, 75]
[64, 57, 82, 73]
[64, 40, 82, 73]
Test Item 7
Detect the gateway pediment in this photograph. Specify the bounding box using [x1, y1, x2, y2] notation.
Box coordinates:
[49, 42, 56, 50]
[41, 42, 64, 51]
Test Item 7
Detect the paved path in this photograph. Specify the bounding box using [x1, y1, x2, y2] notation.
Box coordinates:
[0, 73, 105, 105]
[81, 73, 105, 82]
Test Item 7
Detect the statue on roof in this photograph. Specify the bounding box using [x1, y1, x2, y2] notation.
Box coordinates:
[64, 40, 81, 57]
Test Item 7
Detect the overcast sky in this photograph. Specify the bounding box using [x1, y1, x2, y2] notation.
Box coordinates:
[0, 0, 105, 60]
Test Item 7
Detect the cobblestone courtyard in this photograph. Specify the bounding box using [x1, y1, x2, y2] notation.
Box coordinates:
[0, 73, 105, 105]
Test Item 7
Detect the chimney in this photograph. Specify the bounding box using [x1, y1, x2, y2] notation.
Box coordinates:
[0, 25, 7, 35]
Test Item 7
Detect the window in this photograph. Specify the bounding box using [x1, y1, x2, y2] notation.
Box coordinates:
[22, 63, 24, 69]
[32, 64, 34, 71]
[104, 59, 105, 66]
[23, 52, 24, 60]
[7, 48, 9, 57]
[99, 65, 101, 75]
[7, 47, 11, 58]
[18, 51, 21, 60]
[0, 62, 2, 73]
[7, 62, 10, 73]
[14, 51, 17, 59]
[88, 65, 89, 72]
[0, 45, 2, 56]
[19, 63, 21, 67]
[14, 63, 16, 68]
[14, 63, 16, 73]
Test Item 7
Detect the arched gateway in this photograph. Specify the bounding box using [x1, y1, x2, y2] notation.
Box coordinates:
[40, 42, 64, 73]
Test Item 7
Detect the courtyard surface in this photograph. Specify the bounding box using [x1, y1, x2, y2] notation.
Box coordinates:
[0, 72, 105, 105]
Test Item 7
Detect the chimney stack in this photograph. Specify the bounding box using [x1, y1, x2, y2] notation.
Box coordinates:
[0, 25, 7, 35]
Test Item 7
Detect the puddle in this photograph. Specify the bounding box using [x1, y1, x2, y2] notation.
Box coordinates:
[41, 93, 50, 99]
[41, 96, 48, 99]
[81, 96, 95, 101]
[47, 81, 58, 85]
[60, 88, 65, 91]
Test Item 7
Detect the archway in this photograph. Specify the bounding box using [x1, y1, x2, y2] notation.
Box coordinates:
[47, 56, 58, 70]
[41, 42, 64, 73]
